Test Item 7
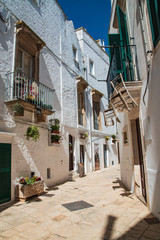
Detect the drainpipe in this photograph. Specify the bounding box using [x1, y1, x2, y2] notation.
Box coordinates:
[11, 25, 17, 100]
[138, 0, 153, 106]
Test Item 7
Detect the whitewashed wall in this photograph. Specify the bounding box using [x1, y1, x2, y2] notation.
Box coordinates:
[0, 0, 118, 202]
[109, 0, 160, 220]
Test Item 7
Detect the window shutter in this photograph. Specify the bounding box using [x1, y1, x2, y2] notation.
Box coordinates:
[116, 6, 134, 82]
[147, 0, 160, 46]
[108, 33, 122, 72]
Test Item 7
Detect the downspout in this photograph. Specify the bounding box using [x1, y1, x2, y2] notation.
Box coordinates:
[138, 0, 153, 106]
[11, 24, 17, 100]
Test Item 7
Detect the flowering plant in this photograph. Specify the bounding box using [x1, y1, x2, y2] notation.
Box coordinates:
[18, 175, 42, 185]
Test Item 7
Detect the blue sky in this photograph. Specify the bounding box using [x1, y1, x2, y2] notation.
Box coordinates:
[58, 0, 111, 47]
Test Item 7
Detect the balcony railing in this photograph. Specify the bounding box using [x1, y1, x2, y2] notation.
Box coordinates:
[107, 45, 138, 96]
[5, 71, 54, 111]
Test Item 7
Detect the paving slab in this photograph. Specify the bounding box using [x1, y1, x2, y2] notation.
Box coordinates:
[0, 165, 160, 239]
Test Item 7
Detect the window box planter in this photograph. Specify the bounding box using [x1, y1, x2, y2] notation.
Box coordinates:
[51, 130, 60, 134]
[15, 180, 44, 201]
[51, 141, 60, 144]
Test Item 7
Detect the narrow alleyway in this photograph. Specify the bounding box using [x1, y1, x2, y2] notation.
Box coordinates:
[0, 165, 160, 240]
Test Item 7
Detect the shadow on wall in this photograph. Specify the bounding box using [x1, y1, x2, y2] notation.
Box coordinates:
[0, 15, 14, 51]
[40, 49, 61, 111]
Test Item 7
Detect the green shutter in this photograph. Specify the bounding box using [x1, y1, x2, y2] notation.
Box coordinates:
[116, 6, 134, 81]
[147, 0, 160, 46]
[108, 33, 122, 72]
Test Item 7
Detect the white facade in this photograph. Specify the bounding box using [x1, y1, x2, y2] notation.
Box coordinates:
[108, 0, 160, 220]
[0, 0, 118, 203]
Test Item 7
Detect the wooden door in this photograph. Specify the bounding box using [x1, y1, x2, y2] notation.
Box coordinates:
[136, 118, 147, 201]
[0, 144, 11, 204]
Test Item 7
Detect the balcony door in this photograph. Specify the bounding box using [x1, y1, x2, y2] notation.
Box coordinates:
[17, 49, 33, 78]
[117, 6, 134, 81]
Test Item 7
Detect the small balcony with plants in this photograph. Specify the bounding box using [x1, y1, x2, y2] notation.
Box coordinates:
[5, 70, 55, 122]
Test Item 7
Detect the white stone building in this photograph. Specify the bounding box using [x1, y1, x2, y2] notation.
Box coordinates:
[108, 0, 160, 220]
[0, 0, 118, 204]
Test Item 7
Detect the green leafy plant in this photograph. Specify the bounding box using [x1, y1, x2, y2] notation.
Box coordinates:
[105, 136, 110, 141]
[51, 134, 61, 143]
[25, 126, 40, 141]
[111, 134, 116, 139]
[49, 118, 60, 132]
[84, 132, 88, 138]
[51, 124, 60, 131]
[12, 103, 24, 115]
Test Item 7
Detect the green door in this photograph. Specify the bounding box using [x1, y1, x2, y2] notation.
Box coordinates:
[0, 144, 11, 204]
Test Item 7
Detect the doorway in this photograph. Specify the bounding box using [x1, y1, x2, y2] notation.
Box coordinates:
[131, 118, 147, 202]
[103, 145, 107, 168]
[69, 135, 74, 171]
[0, 143, 11, 204]
[80, 145, 85, 165]
[95, 144, 100, 171]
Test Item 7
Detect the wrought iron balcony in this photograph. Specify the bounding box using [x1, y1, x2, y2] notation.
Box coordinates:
[103, 45, 142, 121]
[5, 71, 54, 113]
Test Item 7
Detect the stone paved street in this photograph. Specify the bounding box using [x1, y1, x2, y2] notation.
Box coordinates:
[0, 165, 160, 240]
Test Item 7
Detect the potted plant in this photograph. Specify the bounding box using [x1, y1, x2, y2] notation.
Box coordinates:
[25, 126, 40, 142]
[111, 134, 116, 144]
[80, 132, 88, 139]
[15, 175, 44, 201]
[49, 118, 60, 133]
[105, 136, 110, 142]
[51, 134, 61, 143]
[12, 103, 24, 116]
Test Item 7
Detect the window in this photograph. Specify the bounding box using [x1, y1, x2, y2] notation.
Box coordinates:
[78, 91, 84, 125]
[92, 89, 103, 130]
[73, 45, 79, 69]
[123, 131, 128, 144]
[32, 0, 40, 7]
[17, 49, 33, 77]
[76, 76, 88, 127]
[93, 101, 100, 130]
[73, 46, 77, 60]
[15, 21, 45, 81]
[147, 0, 160, 47]
[89, 59, 94, 75]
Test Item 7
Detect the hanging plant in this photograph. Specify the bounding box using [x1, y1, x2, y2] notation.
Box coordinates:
[25, 126, 40, 142]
